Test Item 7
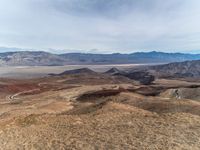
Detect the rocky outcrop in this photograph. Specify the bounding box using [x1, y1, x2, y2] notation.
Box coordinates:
[105, 68, 155, 85]
[149, 60, 200, 78]
[124, 71, 155, 85]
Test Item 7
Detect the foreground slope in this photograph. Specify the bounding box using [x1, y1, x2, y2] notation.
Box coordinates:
[0, 69, 200, 149]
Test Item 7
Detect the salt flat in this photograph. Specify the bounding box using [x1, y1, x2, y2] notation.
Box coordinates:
[0, 64, 147, 78]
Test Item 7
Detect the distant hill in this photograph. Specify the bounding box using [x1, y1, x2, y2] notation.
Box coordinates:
[105, 68, 125, 75]
[105, 68, 155, 85]
[105, 60, 200, 82]
[0, 51, 200, 66]
[148, 60, 200, 78]
[52, 68, 96, 76]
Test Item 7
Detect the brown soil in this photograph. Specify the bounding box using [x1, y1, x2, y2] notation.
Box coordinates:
[0, 75, 200, 149]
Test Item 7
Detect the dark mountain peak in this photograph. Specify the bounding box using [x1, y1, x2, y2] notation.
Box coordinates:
[59, 68, 96, 76]
[105, 68, 122, 75]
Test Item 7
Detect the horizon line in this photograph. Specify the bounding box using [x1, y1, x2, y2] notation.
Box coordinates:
[0, 49, 200, 55]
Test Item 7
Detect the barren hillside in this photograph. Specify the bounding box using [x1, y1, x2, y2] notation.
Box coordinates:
[0, 69, 200, 149]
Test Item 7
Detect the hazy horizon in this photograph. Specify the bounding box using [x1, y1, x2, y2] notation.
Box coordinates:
[0, 46, 200, 55]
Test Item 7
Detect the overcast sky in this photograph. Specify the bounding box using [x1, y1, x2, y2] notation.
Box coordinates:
[0, 0, 200, 53]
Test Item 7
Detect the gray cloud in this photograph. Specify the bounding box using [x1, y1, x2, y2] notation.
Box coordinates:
[49, 0, 150, 18]
[0, 0, 200, 53]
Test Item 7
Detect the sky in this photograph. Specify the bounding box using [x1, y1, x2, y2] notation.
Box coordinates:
[0, 0, 200, 54]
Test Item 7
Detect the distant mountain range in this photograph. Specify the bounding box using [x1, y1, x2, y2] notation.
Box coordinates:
[0, 51, 200, 66]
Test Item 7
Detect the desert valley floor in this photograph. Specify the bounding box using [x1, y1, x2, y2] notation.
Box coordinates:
[0, 68, 200, 149]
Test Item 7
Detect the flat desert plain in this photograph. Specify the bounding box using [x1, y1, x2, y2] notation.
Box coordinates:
[0, 64, 146, 78]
